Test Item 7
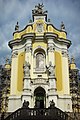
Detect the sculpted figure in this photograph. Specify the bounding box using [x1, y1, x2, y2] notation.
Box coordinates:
[32, 3, 47, 14]
[50, 100, 55, 108]
[46, 61, 55, 76]
[22, 100, 29, 108]
[23, 61, 30, 76]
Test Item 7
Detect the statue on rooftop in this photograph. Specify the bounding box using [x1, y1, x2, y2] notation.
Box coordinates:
[60, 21, 65, 31]
[15, 22, 19, 31]
[32, 3, 47, 15]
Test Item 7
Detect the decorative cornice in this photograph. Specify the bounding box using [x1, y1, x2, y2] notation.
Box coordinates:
[13, 24, 33, 36]
[46, 24, 67, 35]
[44, 32, 58, 39]
[8, 33, 35, 49]
[45, 32, 71, 48]
[58, 38, 71, 48]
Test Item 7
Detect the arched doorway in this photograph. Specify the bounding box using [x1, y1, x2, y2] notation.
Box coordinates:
[34, 87, 46, 108]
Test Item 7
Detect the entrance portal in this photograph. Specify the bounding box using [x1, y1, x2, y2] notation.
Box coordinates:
[34, 87, 46, 108]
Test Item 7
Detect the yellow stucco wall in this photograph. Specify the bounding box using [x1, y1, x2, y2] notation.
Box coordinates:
[17, 52, 25, 92]
[55, 51, 63, 92]
[33, 42, 47, 50]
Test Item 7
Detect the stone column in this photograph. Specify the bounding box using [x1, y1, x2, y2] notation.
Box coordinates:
[45, 34, 58, 107]
[62, 50, 70, 94]
[47, 37, 56, 93]
[23, 61, 31, 91]
[25, 39, 32, 64]
[23, 38, 32, 91]
[47, 38, 55, 66]
[10, 51, 18, 94]
[22, 61, 32, 107]
[46, 61, 56, 92]
[22, 37, 33, 107]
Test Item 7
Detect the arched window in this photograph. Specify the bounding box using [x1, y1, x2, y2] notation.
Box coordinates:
[36, 53, 44, 69]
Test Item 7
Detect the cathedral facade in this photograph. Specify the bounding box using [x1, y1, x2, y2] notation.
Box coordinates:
[8, 4, 72, 112]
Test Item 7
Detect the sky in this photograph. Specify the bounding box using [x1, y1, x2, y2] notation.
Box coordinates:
[0, 0, 80, 69]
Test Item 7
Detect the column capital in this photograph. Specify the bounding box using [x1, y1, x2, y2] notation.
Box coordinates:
[47, 45, 55, 52]
[62, 51, 68, 58]
[12, 51, 18, 58]
[25, 46, 32, 53]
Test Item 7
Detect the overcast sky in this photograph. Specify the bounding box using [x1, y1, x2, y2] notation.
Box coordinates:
[0, 0, 80, 69]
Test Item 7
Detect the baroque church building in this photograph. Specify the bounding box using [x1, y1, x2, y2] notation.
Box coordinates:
[8, 3, 72, 112]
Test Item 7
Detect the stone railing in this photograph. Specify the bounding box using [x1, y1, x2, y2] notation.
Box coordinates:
[4, 107, 73, 120]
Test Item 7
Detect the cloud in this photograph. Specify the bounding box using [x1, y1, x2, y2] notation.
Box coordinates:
[0, 0, 80, 68]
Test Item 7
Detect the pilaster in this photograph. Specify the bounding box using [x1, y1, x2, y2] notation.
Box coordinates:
[10, 50, 18, 94]
[25, 39, 32, 64]
[62, 50, 70, 94]
[47, 39, 55, 66]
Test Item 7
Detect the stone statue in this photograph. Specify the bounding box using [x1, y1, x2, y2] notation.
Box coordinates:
[15, 22, 19, 31]
[50, 100, 55, 108]
[32, 3, 47, 15]
[46, 61, 55, 76]
[22, 100, 29, 108]
[60, 21, 65, 31]
[23, 61, 30, 77]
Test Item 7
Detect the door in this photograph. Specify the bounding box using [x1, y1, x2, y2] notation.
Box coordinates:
[34, 87, 46, 108]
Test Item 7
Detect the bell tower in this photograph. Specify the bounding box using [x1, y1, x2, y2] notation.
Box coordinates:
[8, 3, 72, 112]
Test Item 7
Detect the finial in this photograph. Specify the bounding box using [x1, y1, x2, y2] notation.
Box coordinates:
[48, 19, 51, 22]
[71, 56, 75, 64]
[15, 22, 19, 31]
[6, 58, 9, 64]
[29, 19, 32, 23]
[60, 21, 65, 31]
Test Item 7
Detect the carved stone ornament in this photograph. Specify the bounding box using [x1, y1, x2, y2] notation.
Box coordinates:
[12, 51, 18, 58]
[48, 46, 55, 52]
[46, 61, 55, 76]
[62, 51, 68, 57]
[25, 46, 32, 52]
[32, 3, 47, 15]
[23, 61, 30, 77]
[37, 23, 43, 33]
